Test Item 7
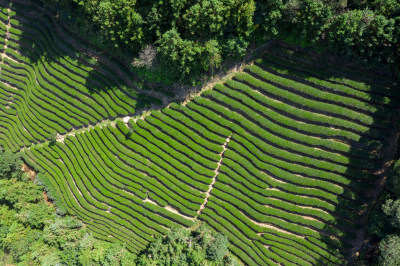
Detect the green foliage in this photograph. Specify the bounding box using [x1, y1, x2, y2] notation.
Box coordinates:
[20, 48, 396, 264]
[379, 234, 400, 266]
[383, 198, 400, 229]
[41, 0, 256, 82]
[256, 0, 400, 73]
[0, 149, 135, 265]
[255, 0, 285, 36]
[48, 131, 57, 146]
[368, 202, 392, 238]
[157, 29, 204, 79]
[0, 150, 22, 179]
[41, 0, 400, 81]
[367, 157, 400, 264]
[206, 233, 229, 262]
[136, 225, 237, 265]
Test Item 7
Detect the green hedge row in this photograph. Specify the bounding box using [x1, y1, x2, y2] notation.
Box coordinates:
[0, 67, 68, 135]
[24, 147, 151, 251]
[207, 198, 323, 264]
[160, 107, 226, 152]
[235, 71, 386, 138]
[192, 97, 376, 184]
[266, 49, 400, 99]
[64, 134, 193, 232]
[25, 131, 202, 249]
[199, 207, 274, 266]
[210, 204, 295, 265]
[44, 141, 165, 245]
[218, 168, 357, 230]
[246, 65, 390, 127]
[85, 126, 203, 215]
[2, 56, 94, 126]
[228, 135, 371, 206]
[11, 26, 139, 116]
[212, 83, 379, 167]
[138, 117, 219, 171]
[206, 190, 346, 260]
[212, 181, 355, 241]
[147, 111, 222, 161]
[224, 79, 381, 158]
[0, 9, 7, 22]
[258, 54, 399, 108]
[98, 127, 206, 210]
[1, 62, 85, 130]
[9, 34, 128, 119]
[106, 124, 207, 205]
[212, 191, 343, 263]
[116, 120, 213, 188]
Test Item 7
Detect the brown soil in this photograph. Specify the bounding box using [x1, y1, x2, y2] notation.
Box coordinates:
[196, 134, 232, 217]
[21, 163, 35, 181]
[21, 163, 53, 206]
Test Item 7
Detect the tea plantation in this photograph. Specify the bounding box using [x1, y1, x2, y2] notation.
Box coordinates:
[2, 0, 400, 265]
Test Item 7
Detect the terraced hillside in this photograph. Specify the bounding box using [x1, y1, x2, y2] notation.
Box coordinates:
[1, 0, 400, 265]
[0, 0, 165, 152]
[21, 55, 400, 265]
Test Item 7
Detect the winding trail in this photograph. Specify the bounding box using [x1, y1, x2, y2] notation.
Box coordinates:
[196, 134, 232, 217]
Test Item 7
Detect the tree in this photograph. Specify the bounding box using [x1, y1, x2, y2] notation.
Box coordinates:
[382, 199, 400, 229]
[206, 233, 229, 262]
[48, 131, 57, 146]
[136, 225, 236, 265]
[0, 150, 21, 179]
[379, 234, 400, 266]
[157, 29, 203, 79]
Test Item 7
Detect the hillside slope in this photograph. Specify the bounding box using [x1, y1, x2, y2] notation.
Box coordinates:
[23, 56, 400, 265]
[1, 0, 400, 265]
[0, 0, 164, 152]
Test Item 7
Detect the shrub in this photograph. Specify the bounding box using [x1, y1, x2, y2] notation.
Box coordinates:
[48, 131, 57, 146]
[207, 233, 229, 262]
[382, 199, 400, 229]
[0, 150, 21, 179]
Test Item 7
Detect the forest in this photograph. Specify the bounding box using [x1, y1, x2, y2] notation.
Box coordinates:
[0, 0, 399, 265]
[40, 0, 400, 82]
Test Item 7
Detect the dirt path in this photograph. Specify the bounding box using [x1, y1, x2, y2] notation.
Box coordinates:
[347, 108, 400, 263]
[19, 113, 137, 152]
[196, 134, 232, 217]
[143, 198, 194, 221]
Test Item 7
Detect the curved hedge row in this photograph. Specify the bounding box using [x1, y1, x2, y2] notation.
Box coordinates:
[0, 1, 162, 151]
[2, 2, 397, 264]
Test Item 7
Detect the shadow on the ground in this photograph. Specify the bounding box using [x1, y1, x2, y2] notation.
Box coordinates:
[4, 0, 400, 263]
[4, 0, 164, 118]
[265, 45, 400, 264]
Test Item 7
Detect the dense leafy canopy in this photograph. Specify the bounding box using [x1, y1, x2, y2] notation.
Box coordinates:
[0, 150, 135, 265]
[40, 0, 400, 82]
[136, 225, 237, 265]
[0, 150, 234, 265]
[366, 156, 400, 264]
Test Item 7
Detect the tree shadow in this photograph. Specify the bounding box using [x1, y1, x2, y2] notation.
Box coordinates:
[4, 1, 400, 264]
[265, 44, 400, 264]
[3, 0, 165, 120]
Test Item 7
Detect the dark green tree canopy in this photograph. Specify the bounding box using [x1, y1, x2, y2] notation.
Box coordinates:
[41, 0, 400, 81]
